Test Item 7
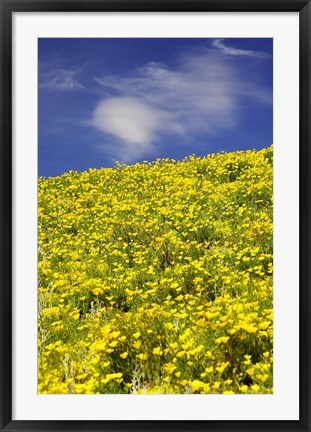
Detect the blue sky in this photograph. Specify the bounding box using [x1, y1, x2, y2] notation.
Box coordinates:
[39, 38, 273, 177]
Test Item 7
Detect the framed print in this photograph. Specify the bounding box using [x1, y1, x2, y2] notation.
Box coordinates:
[1, 0, 310, 431]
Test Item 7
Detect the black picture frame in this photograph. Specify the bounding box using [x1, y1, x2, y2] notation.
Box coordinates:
[1, 1, 310, 431]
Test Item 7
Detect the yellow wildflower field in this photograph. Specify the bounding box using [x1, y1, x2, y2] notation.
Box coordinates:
[38, 145, 273, 394]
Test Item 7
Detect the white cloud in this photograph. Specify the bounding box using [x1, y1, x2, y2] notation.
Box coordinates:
[90, 97, 183, 160]
[40, 68, 83, 90]
[212, 39, 270, 59]
[91, 97, 160, 144]
[91, 46, 271, 161]
[91, 97, 159, 160]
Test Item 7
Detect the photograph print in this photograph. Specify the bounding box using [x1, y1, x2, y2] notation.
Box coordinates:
[38, 38, 273, 394]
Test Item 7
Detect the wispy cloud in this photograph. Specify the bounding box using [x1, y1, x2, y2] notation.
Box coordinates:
[39, 68, 84, 90]
[90, 46, 271, 162]
[212, 39, 270, 59]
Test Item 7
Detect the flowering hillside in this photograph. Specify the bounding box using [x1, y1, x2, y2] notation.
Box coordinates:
[38, 145, 273, 394]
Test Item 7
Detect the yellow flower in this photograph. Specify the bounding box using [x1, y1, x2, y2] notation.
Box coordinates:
[190, 380, 204, 392]
[251, 384, 261, 393]
[132, 341, 141, 350]
[90, 355, 100, 365]
[215, 362, 229, 374]
[215, 336, 230, 345]
[153, 347, 163, 356]
[240, 385, 249, 393]
[243, 355, 252, 365]
[257, 374, 269, 382]
[246, 366, 255, 376]
[164, 322, 174, 330]
[120, 352, 128, 359]
[111, 331, 121, 339]
[164, 363, 176, 374]
[137, 353, 148, 361]
[109, 340, 118, 348]
[101, 372, 123, 385]
[133, 332, 141, 339]
[91, 288, 101, 296]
